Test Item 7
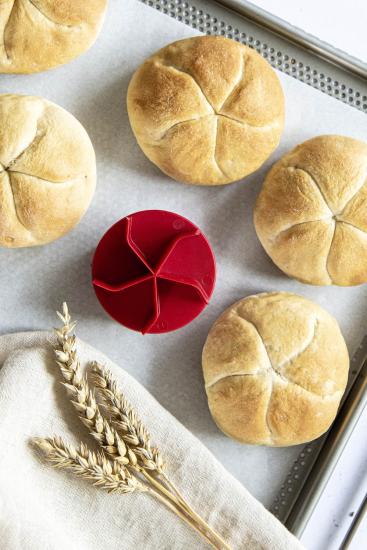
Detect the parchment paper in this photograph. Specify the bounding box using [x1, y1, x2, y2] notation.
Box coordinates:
[0, 0, 367, 507]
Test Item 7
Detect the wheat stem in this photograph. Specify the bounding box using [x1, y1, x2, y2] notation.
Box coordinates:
[143, 470, 231, 550]
[160, 472, 213, 526]
[147, 487, 219, 549]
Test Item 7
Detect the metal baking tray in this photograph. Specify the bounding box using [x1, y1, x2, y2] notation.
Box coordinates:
[140, 0, 367, 538]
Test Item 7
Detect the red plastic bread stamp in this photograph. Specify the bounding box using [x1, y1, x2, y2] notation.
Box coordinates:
[92, 210, 216, 333]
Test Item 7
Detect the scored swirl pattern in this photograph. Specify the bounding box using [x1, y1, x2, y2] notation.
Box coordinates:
[0, 95, 95, 246]
[206, 312, 325, 444]
[278, 166, 367, 284]
[1, 0, 79, 61]
[156, 57, 248, 177]
[128, 36, 284, 184]
[254, 136, 367, 286]
[203, 293, 349, 446]
[0, 0, 106, 73]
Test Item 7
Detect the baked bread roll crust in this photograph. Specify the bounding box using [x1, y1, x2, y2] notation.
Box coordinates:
[254, 135, 367, 286]
[0, 94, 96, 248]
[202, 292, 349, 446]
[127, 36, 284, 185]
[0, 0, 107, 73]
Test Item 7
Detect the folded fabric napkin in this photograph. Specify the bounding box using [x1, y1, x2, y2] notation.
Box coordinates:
[0, 331, 303, 550]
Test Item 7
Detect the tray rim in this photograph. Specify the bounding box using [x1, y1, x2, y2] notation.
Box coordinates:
[216, 0, 367, 80]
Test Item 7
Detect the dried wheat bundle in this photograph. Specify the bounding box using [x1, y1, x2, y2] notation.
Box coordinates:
[33, 303, 231, 550]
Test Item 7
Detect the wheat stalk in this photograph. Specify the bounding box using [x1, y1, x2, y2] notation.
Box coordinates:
[34, 436, 143, 494]
[54, 304, 131, 467]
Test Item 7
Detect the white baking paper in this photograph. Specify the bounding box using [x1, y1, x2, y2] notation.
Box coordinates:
[0, 0, 367, 507]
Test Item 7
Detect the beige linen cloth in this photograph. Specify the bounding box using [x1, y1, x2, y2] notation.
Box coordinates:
[0, 331, 303, 550]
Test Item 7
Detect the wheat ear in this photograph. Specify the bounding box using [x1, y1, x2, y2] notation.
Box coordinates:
[54, 304, 132, 467]
[91, 362, 163, 472]
[34, 437, 143, 494]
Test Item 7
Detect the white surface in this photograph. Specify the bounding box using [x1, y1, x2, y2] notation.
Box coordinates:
[248, 0, 367, 62]
[0, 0, 367, 535]
[301, 408, 367, 549]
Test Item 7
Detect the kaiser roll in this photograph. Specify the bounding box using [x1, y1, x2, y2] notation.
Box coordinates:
[0, 0, 107, 73]
[0, 94, 96, 248]
[254, 135, 367, 286]
[202, 292, 349, 446]
[127, 36, 284, 185]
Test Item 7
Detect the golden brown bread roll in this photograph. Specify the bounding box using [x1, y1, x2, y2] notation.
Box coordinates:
[0, 0, 107, 73]
[127, 36, 284, 185]
[202, 292, 349, 446]
[254, 135, 367, 286]
[0, 94, 96, 248]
